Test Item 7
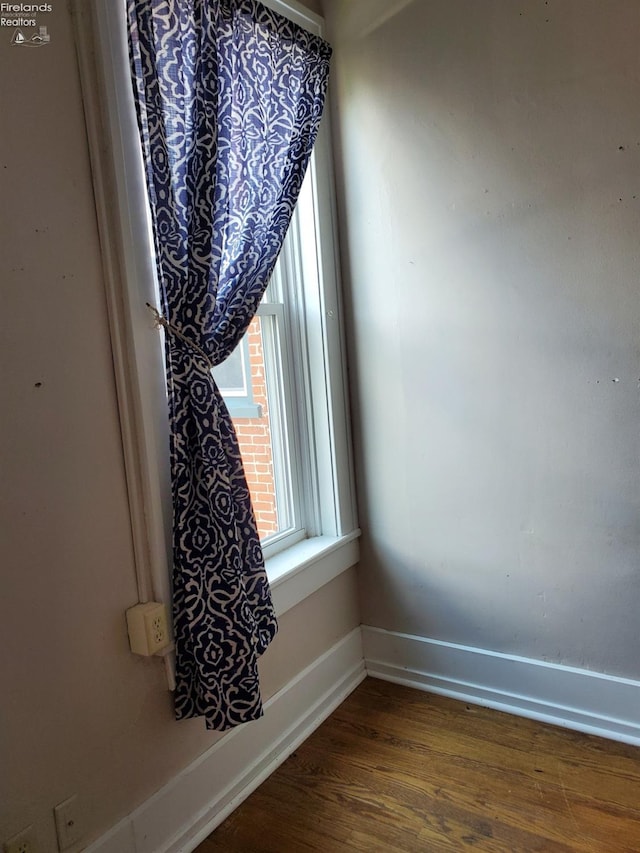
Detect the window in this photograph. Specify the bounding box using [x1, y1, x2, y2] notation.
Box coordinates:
[219, 162, 337, 554]
[232, 307, 296, 545]
[74, 0, 359, 642]
[213, 202, 312, 552]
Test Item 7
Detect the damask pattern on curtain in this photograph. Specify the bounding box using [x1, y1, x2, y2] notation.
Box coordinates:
[127, 0, 332, 731]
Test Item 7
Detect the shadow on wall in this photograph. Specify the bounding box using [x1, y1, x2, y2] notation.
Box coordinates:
[358, 534, 608, 670]
[332, 0, 418, 39]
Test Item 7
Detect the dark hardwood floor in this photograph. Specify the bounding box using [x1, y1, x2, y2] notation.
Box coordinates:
[196, 677, 640, 852]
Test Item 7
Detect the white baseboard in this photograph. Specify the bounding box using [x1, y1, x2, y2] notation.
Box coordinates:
[362, 626, 640, 747]
[87, 628, 365, 853]
[86, 623, 640, 853]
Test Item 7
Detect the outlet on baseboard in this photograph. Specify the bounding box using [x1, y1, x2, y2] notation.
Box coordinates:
[126, 602, 170, 656]
[3, 825, 36, 853]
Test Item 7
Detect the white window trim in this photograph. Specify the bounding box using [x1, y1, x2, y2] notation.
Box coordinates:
[72, 0, 359, 683]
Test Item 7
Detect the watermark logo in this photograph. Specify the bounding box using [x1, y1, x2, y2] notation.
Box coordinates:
[11, 24, 49, 45]
[3, 3, 52, 46]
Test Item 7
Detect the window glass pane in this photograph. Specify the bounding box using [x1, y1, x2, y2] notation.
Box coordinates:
[214, 345, 247, 396]
[229, 313, 295, 543]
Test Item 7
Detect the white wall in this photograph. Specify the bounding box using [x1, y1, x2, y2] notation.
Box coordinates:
[0, 3, 359, 852]
[325, 0, 640, 677]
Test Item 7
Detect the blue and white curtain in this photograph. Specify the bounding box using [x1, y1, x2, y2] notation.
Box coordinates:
[127, 0, 331, 730]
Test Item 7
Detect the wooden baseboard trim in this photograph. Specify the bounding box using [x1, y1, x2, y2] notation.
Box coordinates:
[362, 626, 640, 747]
[87, 628, 365, 853]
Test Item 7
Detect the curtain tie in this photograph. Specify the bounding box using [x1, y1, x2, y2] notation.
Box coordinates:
[146, 303, 214, 374]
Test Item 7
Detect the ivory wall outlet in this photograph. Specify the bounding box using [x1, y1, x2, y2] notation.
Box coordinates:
[126, 601, 170, 655]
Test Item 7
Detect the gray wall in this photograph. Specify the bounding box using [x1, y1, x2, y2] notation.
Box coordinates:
[324, 0, 640, 676]
[0, 3, 359, 851]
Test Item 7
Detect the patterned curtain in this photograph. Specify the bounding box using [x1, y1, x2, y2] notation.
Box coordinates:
[127, 0, 332, 731]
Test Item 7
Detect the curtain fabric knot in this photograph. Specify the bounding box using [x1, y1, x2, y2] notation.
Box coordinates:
[146, 302, 215, 374]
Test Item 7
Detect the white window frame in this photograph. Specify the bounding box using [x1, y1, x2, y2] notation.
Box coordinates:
[71, 0, 359, 677]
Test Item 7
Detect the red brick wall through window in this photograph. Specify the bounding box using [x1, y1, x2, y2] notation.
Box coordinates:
[230, 316, 279, 540]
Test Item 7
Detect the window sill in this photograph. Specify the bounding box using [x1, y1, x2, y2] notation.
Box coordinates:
[267, 530, 361, 617]
[225, 402, 263, 419]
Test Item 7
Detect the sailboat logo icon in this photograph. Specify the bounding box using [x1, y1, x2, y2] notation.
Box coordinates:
[11, 26, 50, 46]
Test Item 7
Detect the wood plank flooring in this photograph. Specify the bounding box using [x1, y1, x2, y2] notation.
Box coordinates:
[196, 677, 640, 852]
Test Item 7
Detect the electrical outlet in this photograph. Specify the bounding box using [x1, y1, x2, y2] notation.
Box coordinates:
[54, 795, 82, 851]
[150, 610, 165, 646]
[126, 602, 169, 655]
[4, 825, 37, 853]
